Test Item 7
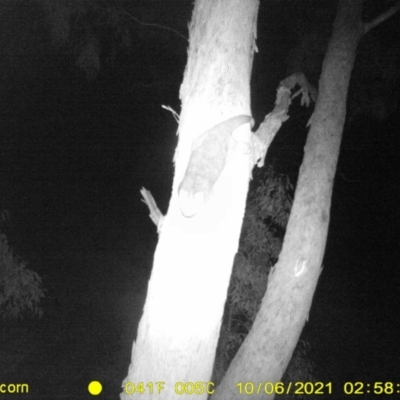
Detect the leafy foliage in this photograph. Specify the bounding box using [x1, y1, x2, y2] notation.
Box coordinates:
[213, 166, 316, 387]
[227, 166, 293, 334]
[283, 340, 316, 383]
[0, 228, 44, 319]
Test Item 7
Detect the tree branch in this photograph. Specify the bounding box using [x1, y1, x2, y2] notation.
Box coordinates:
[117, 7, 188, 42]
[364, 1, 400, 34]
[140, 187, 164, 232]
[252, 72, 317, 168]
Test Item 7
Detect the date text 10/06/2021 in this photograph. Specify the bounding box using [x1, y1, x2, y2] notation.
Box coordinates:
[122, 381, 400, 396]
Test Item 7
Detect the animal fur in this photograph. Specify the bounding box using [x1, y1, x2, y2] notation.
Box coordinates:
[178, 115, 252, 217]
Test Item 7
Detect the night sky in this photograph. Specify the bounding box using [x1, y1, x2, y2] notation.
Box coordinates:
[0, 1, 399, 398]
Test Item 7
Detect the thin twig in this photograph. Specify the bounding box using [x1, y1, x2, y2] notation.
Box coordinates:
[364, 1, 400, 34]
[118, 7, 188, 42]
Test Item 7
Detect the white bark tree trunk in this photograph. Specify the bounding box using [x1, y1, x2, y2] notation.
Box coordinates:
[121, 1, 259, 399]
[214, 1, 398, 399]
[121, 0, 398, 398]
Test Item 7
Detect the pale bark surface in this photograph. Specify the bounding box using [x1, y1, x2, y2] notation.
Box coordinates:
[122, 0, 399, 398]
[121, 1, 259, 399]
[213, 1, 365, 399]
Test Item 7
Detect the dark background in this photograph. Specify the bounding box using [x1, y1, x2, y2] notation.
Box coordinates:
[0, 1, 399, 398]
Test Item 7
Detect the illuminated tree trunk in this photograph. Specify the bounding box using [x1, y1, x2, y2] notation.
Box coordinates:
[214, 1, 399, 399]
[121, 1, 259, 399]
[121, 0, 399, 398]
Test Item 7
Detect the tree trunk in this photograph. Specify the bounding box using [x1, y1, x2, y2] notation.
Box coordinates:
[213, 1, 365, 399]
[121, 1, 259, 399]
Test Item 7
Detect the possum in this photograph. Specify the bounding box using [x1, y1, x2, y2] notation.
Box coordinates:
[178, 115, 252, 217]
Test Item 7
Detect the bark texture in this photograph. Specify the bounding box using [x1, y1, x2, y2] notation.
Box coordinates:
[213, 1, 365, 399]
[121, 1, 259, 399]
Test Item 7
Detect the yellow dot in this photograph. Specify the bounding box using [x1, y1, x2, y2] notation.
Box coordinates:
[88, 381, 103, 395]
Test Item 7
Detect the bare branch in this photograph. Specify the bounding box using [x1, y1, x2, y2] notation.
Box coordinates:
[252, 72, 317, 168]
[140, 187, 164, 232]
[364, 1, 400, 34]
[118, 7, 188, 42]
